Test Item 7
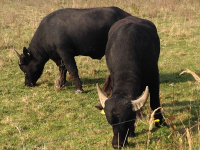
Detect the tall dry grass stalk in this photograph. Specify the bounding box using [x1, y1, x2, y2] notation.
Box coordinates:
[122, 128, 129, 148]
[186, 128, 192, 150]
[180, 68, 200, 83]
[147, 107, 161, 149]
[149, 107, 162, 131]
[15, 126, 25, 150]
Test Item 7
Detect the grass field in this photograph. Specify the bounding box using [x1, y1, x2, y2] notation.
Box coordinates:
[1, 0, 200, 149]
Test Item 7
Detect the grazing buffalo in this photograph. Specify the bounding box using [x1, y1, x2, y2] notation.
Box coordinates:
[95, 16, 168, 149]
[14, 7, 130, 93]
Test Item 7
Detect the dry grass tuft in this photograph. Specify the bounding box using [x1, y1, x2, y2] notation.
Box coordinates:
[0, 59, 4, 67]
[1, 116, 12, 125]
[180, 68, 200, 82]
[54, 79, 61, 92]
[149, 107, 161, 131]
[147, 107, 161, 149]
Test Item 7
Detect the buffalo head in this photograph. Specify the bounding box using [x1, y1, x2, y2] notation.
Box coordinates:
[96, 84, 149, 149]
[14, 47, 44, 86]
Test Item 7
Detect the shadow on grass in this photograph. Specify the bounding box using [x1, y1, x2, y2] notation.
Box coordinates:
[164, 99, 200, 128]
[81, 77, 106, 85]
[36, 77, 106, 87]
[35, 71, 199, 88]
[35, 77, 106, 93]
[160, 71, 200, 83]
[162, 99, 199, 108]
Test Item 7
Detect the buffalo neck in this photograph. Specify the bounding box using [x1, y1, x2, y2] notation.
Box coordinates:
[28, 45, 49, 64]
[112, 80, 141, 100]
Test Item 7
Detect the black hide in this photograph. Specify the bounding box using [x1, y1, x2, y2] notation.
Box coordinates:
[103, 16, 166, 149]
[17, 7, 131, 91]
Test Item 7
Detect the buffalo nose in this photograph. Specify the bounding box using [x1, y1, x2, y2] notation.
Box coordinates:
[112, 141, 128, 149]
[112, 144, 122, 149]
[25, 82, 34, 87]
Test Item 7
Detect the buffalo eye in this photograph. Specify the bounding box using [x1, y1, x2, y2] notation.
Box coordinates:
[112, 110, 117, 114]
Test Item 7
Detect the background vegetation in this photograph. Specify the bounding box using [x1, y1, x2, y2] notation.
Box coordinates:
[1, 0, 200, 149]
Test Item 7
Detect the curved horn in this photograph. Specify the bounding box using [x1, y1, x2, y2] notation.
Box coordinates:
[96, 83, 108, 108]
[131, 86, 149, 111]
[14, 49, 20, 58]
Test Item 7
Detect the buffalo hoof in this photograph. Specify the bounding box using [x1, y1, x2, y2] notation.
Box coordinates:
[112, 142, 128, 149]
[25, 82, 35, 87]
[55, 79, 65, 88]
[155, 120, 169, 128]
[75, 89, 84, 94]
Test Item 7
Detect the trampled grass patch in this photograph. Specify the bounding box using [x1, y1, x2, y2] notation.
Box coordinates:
[1, 0, 200, 149]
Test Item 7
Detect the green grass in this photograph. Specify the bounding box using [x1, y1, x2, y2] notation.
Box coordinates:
[1, 0, 200, 149]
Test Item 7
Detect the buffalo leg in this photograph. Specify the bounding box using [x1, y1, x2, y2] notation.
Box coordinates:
[149, 70, 168, 127]
[129, 121, 136, 137]
[60, 52, 83, 93]
[58, 65, 67, 87]
[54, 60, 67, 88]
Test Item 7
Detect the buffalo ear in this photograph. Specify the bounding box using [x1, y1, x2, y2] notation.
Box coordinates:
[23, 47, 30, 57]
[103, 74, 112, 97]
[95, 104, 104, 110]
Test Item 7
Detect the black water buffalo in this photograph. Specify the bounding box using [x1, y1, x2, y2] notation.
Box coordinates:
[14, 7, 130, 93]
[95, 16, 167, 149]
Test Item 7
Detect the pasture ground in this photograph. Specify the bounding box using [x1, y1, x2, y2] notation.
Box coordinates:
[1, 0, 200, 149]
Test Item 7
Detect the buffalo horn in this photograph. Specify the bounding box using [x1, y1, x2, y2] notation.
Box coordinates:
[131, 86, 149, 111]
[96, 83, 108, 108]
[14, 49, 21, 58]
